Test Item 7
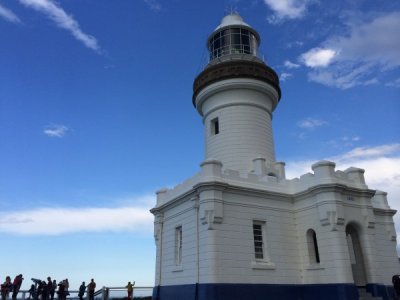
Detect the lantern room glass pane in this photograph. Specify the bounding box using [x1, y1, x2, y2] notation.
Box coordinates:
[208, 27, 259, 60]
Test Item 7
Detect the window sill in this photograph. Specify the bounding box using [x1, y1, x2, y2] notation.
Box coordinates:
[251, 260, 276, 270]
[305, 263, 324, 270]
[172, 265, 184, 272]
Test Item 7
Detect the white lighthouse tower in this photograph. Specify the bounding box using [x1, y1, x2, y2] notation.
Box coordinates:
[151, 13, 399, 300]
[193, 13, 281, 173]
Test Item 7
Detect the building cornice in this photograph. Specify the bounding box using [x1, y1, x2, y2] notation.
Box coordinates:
[151, 180, 380, 214]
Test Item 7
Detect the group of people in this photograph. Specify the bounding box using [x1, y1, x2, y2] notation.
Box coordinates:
[1, 276, 97, 300]
[28, 277, 60, 300]
[1, 275, 23, 300]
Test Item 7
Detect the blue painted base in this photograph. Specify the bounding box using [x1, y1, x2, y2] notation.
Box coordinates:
[366, 283, 394, 300]
[152, 283, 367, 300]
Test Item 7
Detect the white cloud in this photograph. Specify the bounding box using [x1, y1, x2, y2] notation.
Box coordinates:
[264, 0, 310, 23]
[363, 78, 379, 86]
[284, 60, 301, 69]
[307, 62, 375, 89]
[18, 0, 100, 52]
[280, 72, 292, 81]
[285, 143, 400, 251]
[342, 136, 360, 142]
[43, 124, 68, 138]
[386, 78, 400, 88]
[0, 195, 155, 235]
[0, 3, 22, 23]
[144, 0, 161, 11]
[286, 41, 304, 48]
[297, 118, 327, 129]
[300, 48, 337, 68]
[336, 144, 400, 161]
[301, 11, 400, 88]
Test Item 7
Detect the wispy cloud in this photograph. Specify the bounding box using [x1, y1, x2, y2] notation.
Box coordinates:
[297, 118, 328, 129]
[284, 60, 301, 69]
[264, 0, 312, 23]
[300, 11, 400, 89]
[0, 195, 154, 235]
[386, 78, 400, 88]
[43, 124, 68, 138]
[286, 41, 304, 48]
[144, 0, 161, 11]
[285, 143, 400, 250]
[335, 143, 400, 161]
[0, 3, 22, 23]
[280, 72, 292, 81]
[18, 0, 100, 52]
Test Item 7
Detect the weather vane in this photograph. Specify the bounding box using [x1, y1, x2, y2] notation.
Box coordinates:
[224, 5, 238, 16]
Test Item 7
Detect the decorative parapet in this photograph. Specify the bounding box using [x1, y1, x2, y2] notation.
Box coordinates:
[151, 159, 381, 212]
[251, 157, 286, 180]
[372, 190, 390, 209]
[200, 158, 223, 179]
[311, 160, 336, 180]
[156, 188, 169, 206]
[344, 167, 367, 187]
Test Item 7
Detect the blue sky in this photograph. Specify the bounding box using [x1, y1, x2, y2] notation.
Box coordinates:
[0, 0, 399, 291]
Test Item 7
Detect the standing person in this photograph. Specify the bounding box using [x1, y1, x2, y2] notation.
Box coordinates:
[37, 281, 44, 300]
[27, 284, 35, 300]
[125, 282, 135, 300]
[393, 275, 400, 300]
[41, 281, 48, 300]
[63, 280, 69, 298]
[1, 276, 12, 300]
[56, 281, 65, 300]
[78, 282, 85, 300]
[12, 274, 23, 300]
[87, 279, 96, 300]
[50, 280, 57, 300]
[45, 278, 52, 300]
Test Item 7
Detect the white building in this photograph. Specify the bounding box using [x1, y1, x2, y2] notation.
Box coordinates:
[151, 13, 399, 300]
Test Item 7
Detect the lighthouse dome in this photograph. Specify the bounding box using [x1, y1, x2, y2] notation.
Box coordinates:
[214, 13, 251, 30]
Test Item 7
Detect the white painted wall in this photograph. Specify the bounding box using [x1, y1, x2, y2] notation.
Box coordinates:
[152, 159, 399, 287]
[194, 78, 279, 173]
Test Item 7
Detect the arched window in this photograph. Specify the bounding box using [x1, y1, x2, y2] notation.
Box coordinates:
[307, 229, 320, 264]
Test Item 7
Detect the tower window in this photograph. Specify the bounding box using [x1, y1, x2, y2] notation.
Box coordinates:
[211, 118, 219, 135]
[307, 229, 320, 264]
[175, 226, 182, 265]
[253, 221, 266, 260]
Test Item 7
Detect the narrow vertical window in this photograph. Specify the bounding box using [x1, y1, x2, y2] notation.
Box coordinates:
[253, 221, 265, 260]
[211, 118, 219, 135]
[307, 229, 320, 264]
[313, 231, 320, 263]
[175, 226, 182, 265]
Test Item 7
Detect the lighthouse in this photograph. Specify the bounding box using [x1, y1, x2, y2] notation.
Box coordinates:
[151, 13, 399, 300]
[193, 13, 281, 173]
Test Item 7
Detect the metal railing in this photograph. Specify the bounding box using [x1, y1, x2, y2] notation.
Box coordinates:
[13, 286, 153, 300]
